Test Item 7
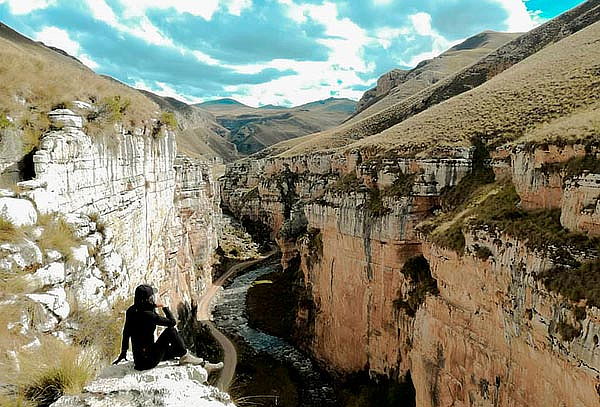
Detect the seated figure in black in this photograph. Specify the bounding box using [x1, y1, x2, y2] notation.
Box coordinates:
[113, 284, 223, 372]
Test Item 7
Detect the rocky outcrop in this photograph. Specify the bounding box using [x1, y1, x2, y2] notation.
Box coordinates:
[51, 361, 233, 407]
[221, 140, 600, 406]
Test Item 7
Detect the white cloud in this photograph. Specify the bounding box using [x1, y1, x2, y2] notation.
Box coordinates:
[223, 0, 252, 16]
[410, 12, 433, 36]
[494, 0, 538, 32]
[35, 27, 99, 69]
[0, 0, 54, 15]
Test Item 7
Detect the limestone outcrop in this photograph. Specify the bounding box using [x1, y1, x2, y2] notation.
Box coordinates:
[51, 361, 233, 407]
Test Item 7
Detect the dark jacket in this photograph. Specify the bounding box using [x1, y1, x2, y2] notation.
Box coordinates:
[120, 285, 177, 367]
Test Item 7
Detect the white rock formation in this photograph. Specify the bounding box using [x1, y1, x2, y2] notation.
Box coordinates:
[51, 361, 234, 407]
[0, 197, 37, 226]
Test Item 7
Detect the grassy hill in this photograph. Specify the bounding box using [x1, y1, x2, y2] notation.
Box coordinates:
[264, 0, 600, 159]
[140, 91, 239, 162]
[350, 31, 520, 122]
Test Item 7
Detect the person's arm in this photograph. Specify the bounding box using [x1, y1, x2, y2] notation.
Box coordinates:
[151, 306, 177, 327]
[113, 311, 131, 364]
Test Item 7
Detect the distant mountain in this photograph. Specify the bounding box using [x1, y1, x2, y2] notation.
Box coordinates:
[140, 91, 239, 162]
[203, 97, 357, 155]
[351, 30, 520, 122]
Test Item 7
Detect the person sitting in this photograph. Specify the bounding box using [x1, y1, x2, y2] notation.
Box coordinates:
[112, 284, 223, 372]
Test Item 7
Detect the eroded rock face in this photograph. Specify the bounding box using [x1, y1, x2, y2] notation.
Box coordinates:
[16, 116, 221, 308]
[51, 361, 233, 407]
[222, 142, 600, 406]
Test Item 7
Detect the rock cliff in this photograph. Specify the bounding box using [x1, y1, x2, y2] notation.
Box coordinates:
[221, 5, 600, 404]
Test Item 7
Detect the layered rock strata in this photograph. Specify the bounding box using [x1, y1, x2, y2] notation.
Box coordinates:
[222, 142, 600, 406]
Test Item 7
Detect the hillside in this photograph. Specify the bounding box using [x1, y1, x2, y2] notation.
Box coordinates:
[351, 31, 520, 122]
[264, 0, 600, 158]
[198, 97, 356, 155]
[140, 91, 239, 162]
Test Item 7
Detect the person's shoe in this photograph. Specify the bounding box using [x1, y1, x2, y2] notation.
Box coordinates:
[204, 362, 224, 373]
[179, 351, 204, 366]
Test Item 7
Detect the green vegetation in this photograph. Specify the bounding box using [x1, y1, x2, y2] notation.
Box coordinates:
[430, 221, 466, 253]
[160, 111, 178, 129]
[556, 321, 581, 342]
[473, 245, 493, 261]
[0, 113, 11, 129]
[393, 255, 439, 317]
[365, 187, 390, 217]
[539, 260, 600, 308]
[100, 95, 131, 123]
[303, 228, 323, 266]
[541, 153, 600, 178]
[440, 138, 495, 211]
[381, 172, 415, 197]
[329, 172, 362, 193]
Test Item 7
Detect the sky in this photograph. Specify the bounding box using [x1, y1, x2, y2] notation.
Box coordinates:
[0, 0, 587, 107]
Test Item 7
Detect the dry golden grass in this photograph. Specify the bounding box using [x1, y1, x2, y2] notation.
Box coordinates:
[37, 214, 82, 260]
[68, 297, 129, 362]
[0, 25, 158, 157]
[0, 217, 24, 242]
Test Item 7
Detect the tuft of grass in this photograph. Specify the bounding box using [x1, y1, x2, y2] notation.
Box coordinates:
[556, 321, 581, 342]
[68, 298, 128, 362]
[37, 215, 82, 260]
[364, 187, 391, 217]
[0, 217, 24, 242]
[0, 112, 12, 129]
[16, 337, 99, 407]
[381, 171, 415, 198]
[0, 267, 31, 295]
[430, 221, 466, 253]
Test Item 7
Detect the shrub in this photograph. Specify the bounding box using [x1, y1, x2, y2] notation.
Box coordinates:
[556, 321, 581, 342]
[160, 111, 177, 129]
[364, 187, 390, 217]
[99, 96, 131, 123]
[430, 222, 465, 253]
[473, 245, 493, 261]
[539, 260, 600, 308]
[382, 172, 415, 197]
[0, 113, 12, 129]
[329, 173, 362, 193]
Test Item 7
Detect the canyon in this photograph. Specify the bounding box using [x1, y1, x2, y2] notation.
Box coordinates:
[221, 3, 600, 406]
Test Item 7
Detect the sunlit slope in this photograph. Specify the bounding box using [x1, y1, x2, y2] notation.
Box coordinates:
[350, 31, 520, 123]
[270, 0, 600, 158]
[347, 20, 600, 156]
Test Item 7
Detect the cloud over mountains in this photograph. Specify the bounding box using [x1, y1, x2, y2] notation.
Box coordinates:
[0, 0, 581, 106]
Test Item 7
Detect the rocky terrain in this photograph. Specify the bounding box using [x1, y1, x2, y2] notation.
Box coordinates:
[198, 98, 356, 155]
[222, 2, 600, 406]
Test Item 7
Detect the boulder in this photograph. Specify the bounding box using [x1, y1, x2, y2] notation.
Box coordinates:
[25, 262, 65, 287]
[51, 361, 233, 407]
[0, 197, 37, 227]
[26, 287, 70, 320]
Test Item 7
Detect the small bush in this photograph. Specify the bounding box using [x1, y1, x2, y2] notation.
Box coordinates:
[473, 245, 493, 261]
[393, 255, 439, 317]
[329, 173, 362, 193]
[556, 321, 581, 342]
[539, 260, 600, 308]
[365, 187, 390, 217]
[99, 96, 131, 123]
[37, 215, 82, 260]
[160, 111, 177, 129]
[0, 113, 12, 129]
[382, 172, 415, 197]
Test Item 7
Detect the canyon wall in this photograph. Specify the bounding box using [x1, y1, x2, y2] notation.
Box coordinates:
[222, 143, 600, 406]
[5, 108, 220, 327]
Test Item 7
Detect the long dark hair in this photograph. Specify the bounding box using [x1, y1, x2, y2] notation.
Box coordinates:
[134, 284, 156, 311]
